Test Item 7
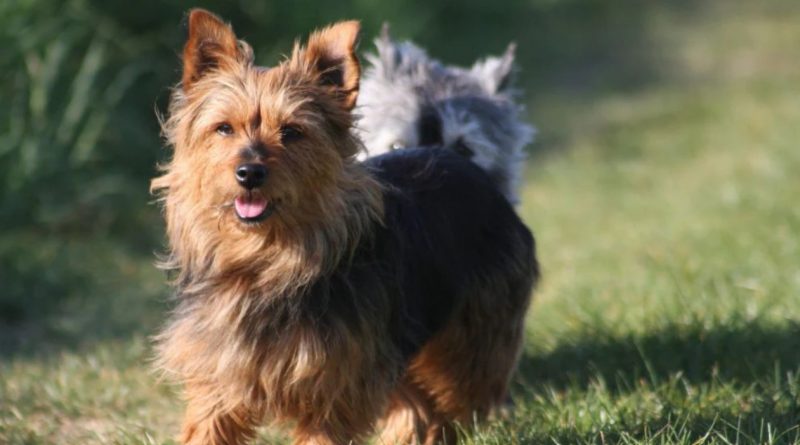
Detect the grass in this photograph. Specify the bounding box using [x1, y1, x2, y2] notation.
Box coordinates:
[2, 1, 800, 444]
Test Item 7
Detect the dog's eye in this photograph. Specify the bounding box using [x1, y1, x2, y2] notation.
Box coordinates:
[280, 125, 303, 144]
[453, 139, 474, 158]
[216, 123, 234, 136]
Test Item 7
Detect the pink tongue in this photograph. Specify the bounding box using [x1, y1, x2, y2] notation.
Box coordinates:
[234, 196, 268, 218]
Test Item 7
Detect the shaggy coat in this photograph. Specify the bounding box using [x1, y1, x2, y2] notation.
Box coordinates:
[152, 10, 538, 445]
[356, 28, 535, 204]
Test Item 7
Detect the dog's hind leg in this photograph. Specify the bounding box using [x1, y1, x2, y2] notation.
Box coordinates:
[375, 379, 441, 445]
[405, 276, 534, 444]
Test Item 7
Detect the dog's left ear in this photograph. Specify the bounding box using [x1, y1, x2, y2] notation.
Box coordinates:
[305, 21, 361, 110]
[373, 22, 400, 75]
[470, 42, 517, 94]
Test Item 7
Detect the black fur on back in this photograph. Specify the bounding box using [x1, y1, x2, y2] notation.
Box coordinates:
[305, 147, 539, 360]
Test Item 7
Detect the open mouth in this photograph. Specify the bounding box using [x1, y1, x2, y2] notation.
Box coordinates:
[234, 192, 275, 223]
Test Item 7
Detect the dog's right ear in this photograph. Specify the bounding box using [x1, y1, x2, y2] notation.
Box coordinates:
[182, 9, 247, 90]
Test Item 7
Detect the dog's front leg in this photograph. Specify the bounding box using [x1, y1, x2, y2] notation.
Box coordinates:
[180, 384, 262, 445]
[290, 397, 382, 445]
[291, 423, 361, 445]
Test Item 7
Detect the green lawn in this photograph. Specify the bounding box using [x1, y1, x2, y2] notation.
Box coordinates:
[2, 2, 799, 444]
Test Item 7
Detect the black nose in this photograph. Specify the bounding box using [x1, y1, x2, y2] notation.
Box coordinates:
[235, 163, 267, 189]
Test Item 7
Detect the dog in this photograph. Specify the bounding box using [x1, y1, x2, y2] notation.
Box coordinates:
[355, 27, 535, 204]
[151, 9, 538, 445]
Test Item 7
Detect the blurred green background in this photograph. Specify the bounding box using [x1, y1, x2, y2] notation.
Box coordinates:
[0, 0, 692, 350]
[2, 0, 799, 444]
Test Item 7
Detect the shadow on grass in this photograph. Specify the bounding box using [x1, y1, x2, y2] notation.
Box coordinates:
[517, 319, 800, 392]
[509, 321, 800, 443]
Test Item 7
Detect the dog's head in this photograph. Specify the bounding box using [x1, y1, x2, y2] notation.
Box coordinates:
[356, 27, 534, 202]
[152, 10, 380, 273]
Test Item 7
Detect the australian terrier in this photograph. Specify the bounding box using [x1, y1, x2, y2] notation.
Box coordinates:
[152, 9, 538, 445]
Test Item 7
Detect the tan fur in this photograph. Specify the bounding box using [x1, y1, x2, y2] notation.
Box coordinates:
[376, 268, 534, 445]
[152, 10, 534, 445]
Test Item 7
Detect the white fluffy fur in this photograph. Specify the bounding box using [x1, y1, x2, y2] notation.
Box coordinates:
[355, 28, 535, 204]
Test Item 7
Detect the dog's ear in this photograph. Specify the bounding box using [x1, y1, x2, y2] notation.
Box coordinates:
[182, 9, 251, 90]
[304, 21, 361, 110]
[379, 22, 393, 46]
[371, 31, 430, 81]
[373, 22, 399, 74]
[470, 42, 517, 94]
